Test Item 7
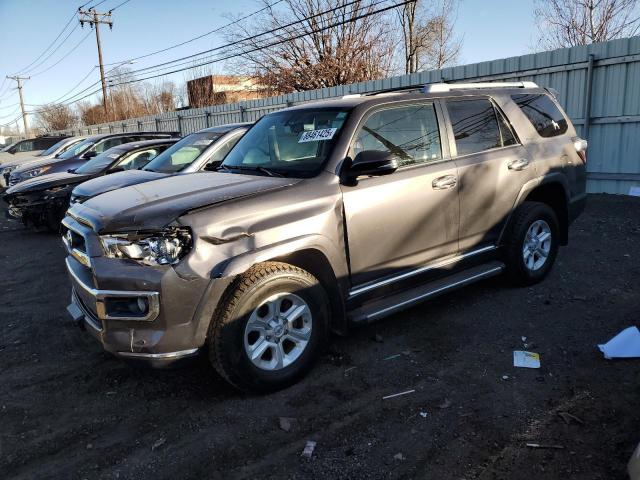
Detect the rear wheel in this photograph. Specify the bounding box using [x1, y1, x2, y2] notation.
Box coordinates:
[505, 201, 559, 285]
[208, 262, 329, 392]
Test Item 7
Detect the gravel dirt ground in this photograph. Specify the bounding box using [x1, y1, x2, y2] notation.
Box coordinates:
[1, 193, 639, 480]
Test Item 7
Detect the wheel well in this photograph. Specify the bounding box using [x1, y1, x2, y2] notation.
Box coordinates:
[272, 249, 348, 335]
[524, 183, 569, 245]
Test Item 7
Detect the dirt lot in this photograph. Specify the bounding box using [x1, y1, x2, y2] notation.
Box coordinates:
[1, 193, 639, 480]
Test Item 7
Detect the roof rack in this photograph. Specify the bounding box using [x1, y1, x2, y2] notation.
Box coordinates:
[339, 81, 539, 100]
[424, 81, 539, 93]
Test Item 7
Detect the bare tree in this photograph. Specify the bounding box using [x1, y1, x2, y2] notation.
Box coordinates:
[35, 104, 77, 131]
[227, 0, 396, 93]
[397, 0, 461, 74]
[535, 0, 640, 48]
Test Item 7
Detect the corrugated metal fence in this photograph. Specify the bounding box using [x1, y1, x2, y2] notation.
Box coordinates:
[60, 36, 640, 194]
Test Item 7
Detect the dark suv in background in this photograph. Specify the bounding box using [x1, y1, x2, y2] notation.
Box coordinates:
[8, 132, 177, 187]
[0, 135, 70, 164]
[62, 82, 587, 392]
[70, 123, 250, 205]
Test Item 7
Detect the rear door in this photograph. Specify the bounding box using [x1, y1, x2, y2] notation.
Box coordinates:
[444, 96, 535, 251]
[341, 101, 459, 287]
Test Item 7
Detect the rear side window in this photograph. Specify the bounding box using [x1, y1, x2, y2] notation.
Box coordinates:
[511, 94, 568, 137]
[447, 99, 502, 156]
[34, 137, 62, 150]
[351, 103, 442, 168]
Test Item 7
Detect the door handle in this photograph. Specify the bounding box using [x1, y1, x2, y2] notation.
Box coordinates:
[432, 175, 457, 190]
[507, 158, 530, 171]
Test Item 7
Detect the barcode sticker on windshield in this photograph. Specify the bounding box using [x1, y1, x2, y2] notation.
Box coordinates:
[298, 128, 337, 143]
[107, 153, 120, 159]
[193, 139, 213, 146]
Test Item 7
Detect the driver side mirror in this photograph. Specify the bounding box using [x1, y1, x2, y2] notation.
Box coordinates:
[8, 147, 17, 154]
[107, 166, 124, 174]
[82, 151, 97, 160]
[342, 150, 399, 185]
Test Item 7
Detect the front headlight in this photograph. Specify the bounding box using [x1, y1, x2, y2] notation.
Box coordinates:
[23, 166, 52, 178]
[100, 227, 192, 266]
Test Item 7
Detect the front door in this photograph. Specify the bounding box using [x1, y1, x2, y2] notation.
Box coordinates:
[341, 102, 459, 287]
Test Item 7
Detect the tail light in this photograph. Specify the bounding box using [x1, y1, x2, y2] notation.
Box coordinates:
[573, 137, 588, 164]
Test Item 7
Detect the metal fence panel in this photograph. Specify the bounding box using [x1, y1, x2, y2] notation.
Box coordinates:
[56, 36, 640, 194]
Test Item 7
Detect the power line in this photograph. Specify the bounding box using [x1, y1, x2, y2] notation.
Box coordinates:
[12, 12, 77, 75]
[30, 30, 93, 77]
[109, 0, 132, 12]
[109, 0, 366, 78]
[108, 1, 414, 88]
[18, 24, 82, 76]
[36, 0, 414, 110]
[103, 0, 284, 66]
[106, 0, 390, 82]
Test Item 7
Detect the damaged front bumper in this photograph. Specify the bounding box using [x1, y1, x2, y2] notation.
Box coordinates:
[61, 215, 233, 367]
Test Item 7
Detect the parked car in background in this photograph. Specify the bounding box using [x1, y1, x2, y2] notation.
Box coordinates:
[62, 82, 587, 392]
[4, 139, 178, 230]
[7, 131, 177, 188]
[1, 136, 87, 189]
[70, 123, 250, 205]
[0, 135, 71, 164]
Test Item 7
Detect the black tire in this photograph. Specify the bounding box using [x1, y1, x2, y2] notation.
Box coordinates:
[504, 201, 559, 286]
[208, 261, 330, 393]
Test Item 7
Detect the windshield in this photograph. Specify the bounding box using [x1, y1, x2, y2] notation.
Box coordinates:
[39, 138, 73, 157]
[143, 131, 222, 174]
[75, 148, 125, 175]
[57, 138, 95, 160]
[222, 109, 349, 177]
[1, 142, 16, 152]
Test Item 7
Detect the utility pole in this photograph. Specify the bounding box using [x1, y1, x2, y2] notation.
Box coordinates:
[6, 75, 30, 135]
[78, 8, 113, 117]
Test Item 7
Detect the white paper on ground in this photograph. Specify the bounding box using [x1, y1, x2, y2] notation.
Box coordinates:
[598, 326, 640, 359]
[513, 351, 541, 368]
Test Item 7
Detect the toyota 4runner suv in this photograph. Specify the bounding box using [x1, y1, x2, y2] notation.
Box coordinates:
[62, 82, 587, 392]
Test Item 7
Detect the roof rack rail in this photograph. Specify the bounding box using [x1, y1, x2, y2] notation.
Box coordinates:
[424, 81, 539, 93]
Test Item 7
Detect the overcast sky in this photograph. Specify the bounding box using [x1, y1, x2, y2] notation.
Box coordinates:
[0, 0, 538, 126]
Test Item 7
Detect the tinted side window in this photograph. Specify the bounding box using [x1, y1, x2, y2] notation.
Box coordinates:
[16, 140, 35, 152]
[351, 104, 442, 168]
[94, 137, 126, 153]
[447, 99, 502, 156]
[34, 137, 61, 150]
[511, 94, 568, 137]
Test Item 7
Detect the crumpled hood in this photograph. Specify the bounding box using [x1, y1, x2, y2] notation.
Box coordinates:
[72, 169, 168, 199]
[6, 171, 92, 195]
[68, 172, 298, 232]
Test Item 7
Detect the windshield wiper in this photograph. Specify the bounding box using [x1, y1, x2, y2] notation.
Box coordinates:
[223, 165, 284, 177]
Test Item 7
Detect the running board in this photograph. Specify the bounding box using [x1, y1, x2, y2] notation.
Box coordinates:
[349, 261, 505, 323]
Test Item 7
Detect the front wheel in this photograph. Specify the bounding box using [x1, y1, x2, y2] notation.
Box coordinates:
[504, 201, 560, 286]
[208, 262, 329, 392]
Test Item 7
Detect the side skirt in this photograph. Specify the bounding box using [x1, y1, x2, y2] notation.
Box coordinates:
[348, 261, 505, 324]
